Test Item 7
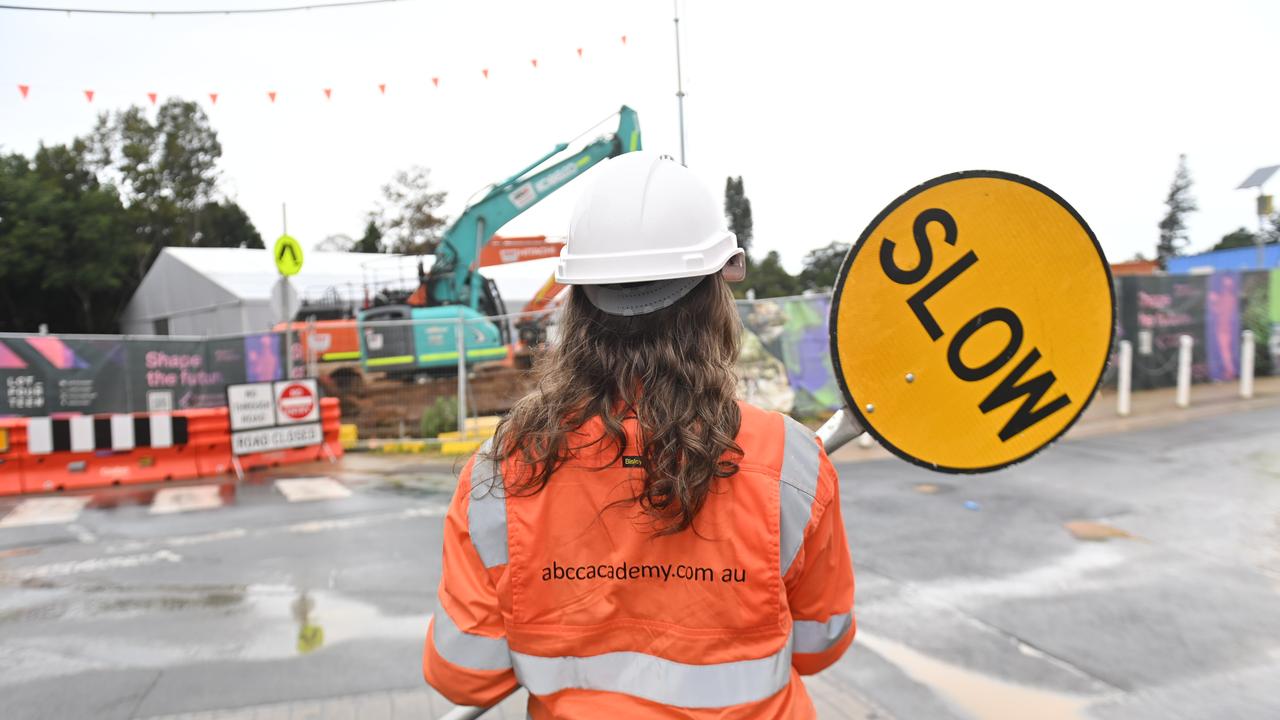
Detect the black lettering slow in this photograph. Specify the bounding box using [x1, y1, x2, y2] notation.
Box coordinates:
[979, 348, 1072, 441]
[880, 208, 957, 285]
[907, 250, 979, 341]
[947, 308, 1023, 381]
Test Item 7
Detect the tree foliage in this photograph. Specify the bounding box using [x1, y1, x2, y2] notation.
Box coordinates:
[743, 251, 802, 299]
[316, 234, 355, 252]
[797, 241, 850, 292]
[0, 146, 135, 332]
[353, 220, 385, 253]
[371, 166, 448, 254]
[1156, 154, 1197, 266]
[0, 98, 261, 332]
[724, 176, 754, 256]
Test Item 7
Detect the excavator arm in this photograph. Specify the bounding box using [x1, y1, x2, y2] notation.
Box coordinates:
[427, 106, 641, 310]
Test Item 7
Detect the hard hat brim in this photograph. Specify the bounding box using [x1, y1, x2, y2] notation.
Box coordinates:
[581, 275, 707, 317]
[556, 231, 740, 285]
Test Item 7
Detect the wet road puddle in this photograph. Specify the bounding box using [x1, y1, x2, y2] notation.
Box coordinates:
[856, 632, 1094, 720]
[241, 584, 422, 658]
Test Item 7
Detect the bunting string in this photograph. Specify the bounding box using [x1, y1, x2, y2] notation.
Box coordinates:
[11, 34, 631, 105]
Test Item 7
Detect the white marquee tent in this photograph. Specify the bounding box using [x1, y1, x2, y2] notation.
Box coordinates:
[120, 247, 560, 336]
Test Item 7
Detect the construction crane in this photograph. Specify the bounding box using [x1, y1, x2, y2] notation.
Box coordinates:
[359, 106, 641, 377]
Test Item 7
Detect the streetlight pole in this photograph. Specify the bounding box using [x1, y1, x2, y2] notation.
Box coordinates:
[673, 0, 687, 166]
[1237, 165, 1278, 269]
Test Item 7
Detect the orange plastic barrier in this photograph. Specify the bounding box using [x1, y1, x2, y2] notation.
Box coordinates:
[188, 408, 234, 478]
[20, 412, 201, 493]
[0, 418, 24, 496]
[4, 397, 343, 495]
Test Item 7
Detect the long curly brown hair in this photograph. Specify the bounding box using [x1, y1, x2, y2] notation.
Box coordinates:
[488, 274, 743, 535]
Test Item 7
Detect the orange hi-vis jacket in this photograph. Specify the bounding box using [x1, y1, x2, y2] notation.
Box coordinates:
[423, 402, 855, 718]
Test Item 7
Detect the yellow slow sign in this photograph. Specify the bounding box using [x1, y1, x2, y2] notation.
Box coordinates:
[830, 172, 1113, 473]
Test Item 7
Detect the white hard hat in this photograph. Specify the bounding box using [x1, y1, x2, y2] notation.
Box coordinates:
[557, 152, 745, 316]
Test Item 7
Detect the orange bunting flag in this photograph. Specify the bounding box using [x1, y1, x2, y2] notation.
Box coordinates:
[531, 58, 538, 69]
[621, 35, 627, 45]
[209, 92, 219, 105]
[577, 47, 583, 58]
[18, 84, 29, 99]
[268, 91, 277, 103]
[431, 77, 440, 88]
[84, 89, 94, 103]
[324, 88, 332, 99]
[147, 92, 157, 105]
[482, 68, 490, 79]
[378, 83, 386, 95]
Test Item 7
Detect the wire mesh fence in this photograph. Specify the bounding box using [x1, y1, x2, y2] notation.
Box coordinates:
[3, 269, 1278, 437]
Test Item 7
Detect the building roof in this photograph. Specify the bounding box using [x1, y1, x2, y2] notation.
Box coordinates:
[158, 246, 560, 308]
[1165, 244, 1280, 274]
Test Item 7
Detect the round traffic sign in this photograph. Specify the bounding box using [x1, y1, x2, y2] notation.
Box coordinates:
[830, 171, 1113, 473]
[278, 382, 316, 420]
[274, 234, 304, 276]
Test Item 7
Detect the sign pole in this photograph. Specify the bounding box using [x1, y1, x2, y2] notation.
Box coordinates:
[456, 313, 467, 439]
[282, 205, 293, 379]
[273, 221, 304, 380]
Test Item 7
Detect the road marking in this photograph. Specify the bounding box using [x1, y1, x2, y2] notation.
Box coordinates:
[0, 497, 90, 528]
[3, 549, 181, 580]
[150, 485, 224, 515]
[275, 477, 352, 503]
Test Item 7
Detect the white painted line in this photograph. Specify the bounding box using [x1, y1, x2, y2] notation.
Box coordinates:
[275, 477, 352, 503]
[0, 497, 91, 528]
[150, 485, 224, 515]
[4, 549, 181, 580]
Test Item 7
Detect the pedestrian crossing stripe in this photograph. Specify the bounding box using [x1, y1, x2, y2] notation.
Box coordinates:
[150, 485, 225, 515]
[24, 415, 189, 455]
[0, 496, 91, 528]
[0, 478, 355, 530]
[275, 477, 352, 502]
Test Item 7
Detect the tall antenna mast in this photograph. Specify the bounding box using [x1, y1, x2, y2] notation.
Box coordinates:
[673, 0, 687, 165]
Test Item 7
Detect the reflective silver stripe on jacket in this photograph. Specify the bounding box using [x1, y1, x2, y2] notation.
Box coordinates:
[779, 416, 821, 576]
[793, 613, 853, 654]
[468, 439, 508, 569]
[431, 604, 512, 671]
[512, 634, 794, 708]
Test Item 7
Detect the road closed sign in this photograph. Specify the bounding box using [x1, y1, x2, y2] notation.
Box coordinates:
[275, 379, 319, 425]
[830, 171, 1113, 473]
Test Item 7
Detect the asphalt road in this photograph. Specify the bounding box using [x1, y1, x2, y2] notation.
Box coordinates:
[1, 406, 1278, 719]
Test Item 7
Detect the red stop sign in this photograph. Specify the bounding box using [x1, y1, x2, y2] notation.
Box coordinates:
[278, 382, 315, 420]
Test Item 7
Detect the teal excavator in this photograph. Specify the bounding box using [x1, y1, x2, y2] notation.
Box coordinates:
[358, 106, 641, 376]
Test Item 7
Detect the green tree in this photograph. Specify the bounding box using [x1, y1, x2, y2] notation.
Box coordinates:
[724, 176, 754, 256]
[192, 201, 264, 248]
[743, 250, 801, 299]
[0, 145, 136, 332]
[353, 220, 385, 253]
[372, 166, 448, 254]
[1156, 154, 1197, 266]
[316, 234, 355, 252]
[85, 99, 230, 272]
[1212, 227, 1260, 251]
[797, 241, 850, 291]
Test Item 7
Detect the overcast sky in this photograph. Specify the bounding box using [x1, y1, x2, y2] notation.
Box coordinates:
[3, 0, 1278, 275]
